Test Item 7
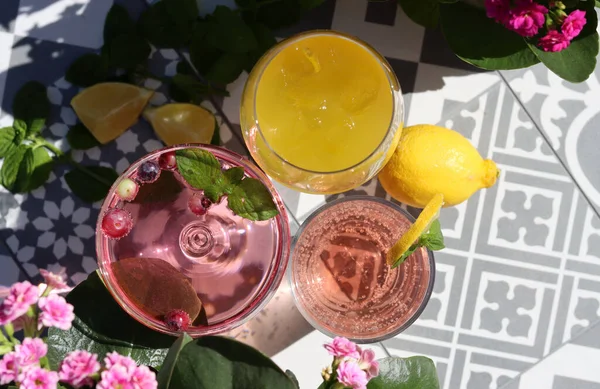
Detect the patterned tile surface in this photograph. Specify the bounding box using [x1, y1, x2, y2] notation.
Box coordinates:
[0, 0, 599, 387]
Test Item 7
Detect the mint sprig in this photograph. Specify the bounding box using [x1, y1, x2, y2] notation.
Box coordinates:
[391, 220, 446, 269]
[175, 149, 279, 221]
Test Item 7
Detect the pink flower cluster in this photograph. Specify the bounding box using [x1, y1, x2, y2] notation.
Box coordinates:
[0, 338, 57, 388]
[96, 352, 157, 389]
[322, 337, 380, 389]
[485, 0, 587, 52]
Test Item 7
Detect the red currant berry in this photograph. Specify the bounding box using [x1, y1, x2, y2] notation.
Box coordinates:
[158, 151, 177, 170]
[115, 178, 138, 202]
[200, 196, 212, 209]
[101, 208, 133, 239]
[164, 309, 191, 331]
[188, 194, 206, 216]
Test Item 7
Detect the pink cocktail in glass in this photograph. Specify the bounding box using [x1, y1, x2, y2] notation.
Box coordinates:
[96, 144, 290, 337]
[289, 196, 434, 343]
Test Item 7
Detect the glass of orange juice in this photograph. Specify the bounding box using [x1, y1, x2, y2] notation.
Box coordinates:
[240, 30, 404, 194]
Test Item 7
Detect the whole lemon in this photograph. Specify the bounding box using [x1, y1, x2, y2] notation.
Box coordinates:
[378, 124, 499, 208]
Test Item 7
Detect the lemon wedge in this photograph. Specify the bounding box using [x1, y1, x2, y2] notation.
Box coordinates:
[71, 82, 154, 144]
[387, 193, 445, 267]
[143, 103, 215, 146]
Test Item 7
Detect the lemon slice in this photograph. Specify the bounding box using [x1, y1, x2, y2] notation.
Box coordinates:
[71, 82, 154, 144]
[143, 103, 215, 146]
[386, 193, 445, 266]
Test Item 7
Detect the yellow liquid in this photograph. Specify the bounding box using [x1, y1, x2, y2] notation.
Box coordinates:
[255, 34, 394, 172]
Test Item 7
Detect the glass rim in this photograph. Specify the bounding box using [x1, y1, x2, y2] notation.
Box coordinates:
[288, 195, 436, 343]
[96, 143, 292, 337]
[251, 29, 402, 175]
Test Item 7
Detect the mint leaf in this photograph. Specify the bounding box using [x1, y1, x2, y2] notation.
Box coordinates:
[203, 186, 224, 203]
[66, 54, 110, 87]
[171, 74, 213, 104]
[106, 34, 151, 69]
[13, 81, 50, 136]
[1, 145, 30, 193]
[211, 118, 220, 146]
[22, 147, 54, 192]
[175, 148, 226, 197]
[65, 166, 118, 203]
[138, 1, 189, 48]
[0, 127, 16, 158]
[67, 123, 100, 150]
[189, 22, 224, 74]
[245, 23, 277, 72]
[103, 4, 136, 44]
[391, 243, 419, 269]
[205, 52, 247, 84]
[206, 6, 257, 54]
[13, 119, 27, 136]
[165, 0, 199, 42]
[224, 167, 244, 191]
[228, 178, 279, 221]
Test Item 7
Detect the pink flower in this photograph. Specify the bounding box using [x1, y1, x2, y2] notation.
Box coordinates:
[506, 0, 548, 37]
[324, 337, 360, 359]
[538, 30, 571, 51]
[97, 366, 133, 389]
[39, 270, 69, 292]
[357, 349, 379, 380]
[130, 366, 157, 389]
[0, 281, 39, 325]
[20, 367, 59, 389]
[38, 294, 74, 330]
[485, 0, 511, 24]
[337, 360, 369, 389]
[15, 338, 47, 369]
[104, 352, 137, 373]
[0, 352, 19, 385]
[561, 9, 586, 40]
[59, 350, 101, 388]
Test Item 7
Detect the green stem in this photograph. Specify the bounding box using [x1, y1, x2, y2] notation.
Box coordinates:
[40, 140, 113, 187]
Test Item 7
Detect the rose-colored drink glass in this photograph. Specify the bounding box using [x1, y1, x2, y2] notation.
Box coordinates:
[289, 196, 435, 343]
[96, 144, 291, 337]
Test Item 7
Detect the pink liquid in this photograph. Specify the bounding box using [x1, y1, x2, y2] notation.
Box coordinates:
[97, 146, 289, 335]
[290, 197, 434, 342]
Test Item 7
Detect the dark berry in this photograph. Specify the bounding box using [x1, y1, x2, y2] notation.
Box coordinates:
[188, 194, 206, 216]
[159, 151, 177, 170]
[164, 309, 191, 331]
[200, 196, 212, 209]
[101, 208, 133, 239]
[137, 161, 161, 183]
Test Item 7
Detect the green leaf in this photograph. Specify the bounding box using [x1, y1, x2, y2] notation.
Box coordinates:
[439, 2, 540, 69]
[175, 148, 225, 201]
[228, 177, 279, 221]
[0, 127, 17, 158]
[596, 0, 600, 7]
[285, 370, 300, 388]
[205, 52, 247, 84]
[66, 54, 110, 87]
[161, 336, 296, 388]
[67, 123, 100, 150]
[0, 344, 12, 355]
[12, 81, 50, 136]
[106, 34, 151, 69]
[398, 0, 440, 28]
[138, 1, 189, 48]
[391, 220, 445, 268]
[367, 356, 440, 389]
[1, 145, 29, 193]
[245, 23, 277, 72]
[299, 0, 325, 10]
[165, 0, 199, 43]
[171, 74, 217, 104]
[21, 146, 54, 192]
[103, 4, 136, 44]
[157, 333, 193, 388]
[391, 243, 419, 269]
[210, 117, 221, 146]
[241, 0, 303, 30]
[526, 1, 598, 83]
[206, 6, 257, 53]
[64, 166, 118, 203]
[224, 167, 245, 189]
[189, 25, 223, 75]
[47, 271, 175, 371]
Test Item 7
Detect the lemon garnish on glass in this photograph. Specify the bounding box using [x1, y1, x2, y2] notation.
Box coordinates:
[143, 103, 215, 146]
[71, 82, 154, 144]
[387, 193, 445, 268]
